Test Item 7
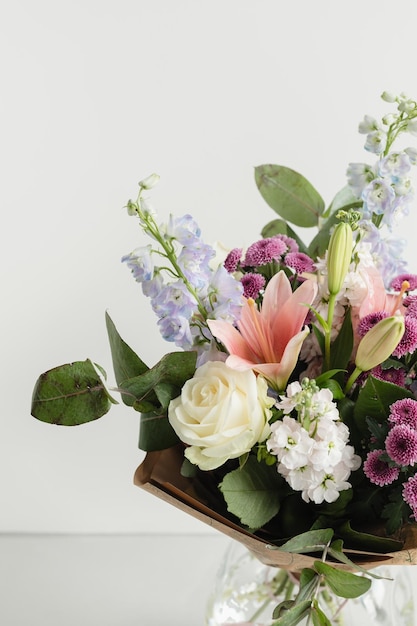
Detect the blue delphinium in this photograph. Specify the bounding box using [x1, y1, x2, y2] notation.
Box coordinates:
[122, 178, 243, 355]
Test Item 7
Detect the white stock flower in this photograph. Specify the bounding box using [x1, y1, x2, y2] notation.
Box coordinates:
[267, 381, 362, 504]
[168, 361, 273, 470]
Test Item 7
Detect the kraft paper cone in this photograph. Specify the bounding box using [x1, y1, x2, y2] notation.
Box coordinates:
[134, 444, 417, 572]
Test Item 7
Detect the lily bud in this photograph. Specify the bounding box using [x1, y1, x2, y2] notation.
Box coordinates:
[355, 316, 405, 372]
[327, 222, 353, 296]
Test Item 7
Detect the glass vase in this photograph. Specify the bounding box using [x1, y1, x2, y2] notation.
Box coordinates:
[205, 540, 415, 626]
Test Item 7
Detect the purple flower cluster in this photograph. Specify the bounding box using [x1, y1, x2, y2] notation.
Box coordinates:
[223, 234, 315, 301]
[364, 398, 417, 518]
[123, 213, 243, 354]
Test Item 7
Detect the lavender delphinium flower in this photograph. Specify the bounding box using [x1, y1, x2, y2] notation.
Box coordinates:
[165, 213, 202, 244]
[177, 242, 215, 288]
[121, 245, 154, 282]
[204, 265, 244, 322]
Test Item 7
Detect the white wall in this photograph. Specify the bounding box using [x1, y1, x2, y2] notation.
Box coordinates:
[3, 0, 417, 533]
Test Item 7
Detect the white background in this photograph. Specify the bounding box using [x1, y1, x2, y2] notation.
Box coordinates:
[3, 0, 417, 536]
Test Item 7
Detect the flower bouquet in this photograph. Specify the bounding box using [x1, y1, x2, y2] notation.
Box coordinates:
[32, 91, 417, 625]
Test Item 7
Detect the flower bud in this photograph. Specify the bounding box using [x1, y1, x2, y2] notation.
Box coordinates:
[139, 173, 160, 190]
[326, 222, 353, 295]
[381, 91, 397, 103]
[355, 316, 405, 372]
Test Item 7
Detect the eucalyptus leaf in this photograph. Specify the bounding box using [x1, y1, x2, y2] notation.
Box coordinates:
[105, 312, 149, 390]
[278, 528, 334, 554]
[138, 410, 180, 451]
[219, 456, 282, 529]
[120, 351, 197, 409]
[255, 164, 324, 228]
[31, 360, 112, 426]
[271, 599, 312, 625]
[311, 600, 332, 626]
[313, 561, 371, 598]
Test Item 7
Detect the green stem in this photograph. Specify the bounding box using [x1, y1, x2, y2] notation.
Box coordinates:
[344, 366, 362, 395]
[324, 294, 336, 370]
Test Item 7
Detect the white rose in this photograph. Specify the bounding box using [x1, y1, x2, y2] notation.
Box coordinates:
[168, 361, 273, 470]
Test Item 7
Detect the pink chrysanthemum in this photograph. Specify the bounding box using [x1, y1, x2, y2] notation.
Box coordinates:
[284, 252, 315, 274]
[224, 248, 242, 273]
[403, 475, 417, 515]
[393, 316, 417, 357]
[357, 311, 389, 337]
[363, 449, 400, 486]
[403, 295, 417, 318]
[391, 273, 417, 292]
[275, 234, 299, 254]
[243, 237, 287, 267]
[385, 424, 417, 466]
[371, 365, 406, 387]
[389, 398, 417, 429]
[241, 273, 266, 299]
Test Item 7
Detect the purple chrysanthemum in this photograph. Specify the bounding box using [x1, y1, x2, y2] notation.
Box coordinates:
[403, 475, 417, 515]
[403, 295, 417, 318]
[275, 234, 299, 254]
[241, 272, 266, 299]
[243, 237, 287, 267]
[363, 449, 400, 486]
[391, 273, 417, 292]
[371, 365, 406, 387]
[393, 316, 417, 357]
[385, 424, 417, 466]
[389, 398, 417, 429]
[284, 252, 315, 274]
[224, 248, 242, 273]
[357, 311, 389, 337]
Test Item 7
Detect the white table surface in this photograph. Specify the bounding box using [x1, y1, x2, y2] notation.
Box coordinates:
[0, 533, 231, 626]
[2, 533, 417, 626]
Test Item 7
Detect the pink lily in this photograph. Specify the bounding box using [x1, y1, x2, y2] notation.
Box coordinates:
[207, 271, 317, 391]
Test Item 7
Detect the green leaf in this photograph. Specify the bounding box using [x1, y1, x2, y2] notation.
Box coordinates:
[278, 528, 334, 554]
[353, 376, 414, 435]
[272, 599, 312, 625]
[311, 600, 332, 626]
[313, 561, 371, 598]
[261, 218, 308, 254]
[105, 312, 149, 401]
[337, 520, 403, 553]
[328, 543, 388, 580]
[31, 360, 112, 426]
[255, 164, 325, 227]
[138, 409, 180, 451]
[329, 307, 353, 373]
[219, 456, 282, 529]
[121, 351, 197, 409]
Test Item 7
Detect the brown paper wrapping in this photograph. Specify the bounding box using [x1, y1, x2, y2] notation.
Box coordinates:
[134, 444, 417, 572]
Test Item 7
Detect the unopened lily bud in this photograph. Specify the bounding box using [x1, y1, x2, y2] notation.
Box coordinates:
[355, 316, 405, 372]
[139, 173, 160, 190]
[327, 222, 353, 296]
